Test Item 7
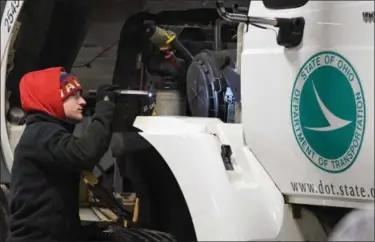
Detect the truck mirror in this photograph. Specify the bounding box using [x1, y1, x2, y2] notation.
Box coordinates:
[262, 0, 308, 10]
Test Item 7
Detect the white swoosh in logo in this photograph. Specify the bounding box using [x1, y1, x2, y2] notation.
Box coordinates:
[304, 81, 352, 132]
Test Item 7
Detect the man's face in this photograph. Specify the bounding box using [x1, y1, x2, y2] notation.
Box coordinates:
[63, 92, 86, 121]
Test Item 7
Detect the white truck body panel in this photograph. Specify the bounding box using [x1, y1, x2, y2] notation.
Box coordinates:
[134, 116, 309, 241]
[241, 1, 374, 207]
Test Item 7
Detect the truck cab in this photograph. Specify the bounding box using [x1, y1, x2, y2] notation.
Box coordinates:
[0, 0, 374, 241]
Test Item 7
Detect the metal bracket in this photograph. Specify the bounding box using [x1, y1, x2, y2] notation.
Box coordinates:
[215, 0, 305, 48]
[221, 145, 234, 170]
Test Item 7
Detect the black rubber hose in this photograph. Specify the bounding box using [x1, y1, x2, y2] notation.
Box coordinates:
[112, 12, 153, 89]
[111, 12, 154, 132]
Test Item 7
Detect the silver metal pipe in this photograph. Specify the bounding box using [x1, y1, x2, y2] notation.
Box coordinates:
[214, 19, 223, 51]
[114, 90, 151, 96]
[216, 0, 278, 27]
[88, 89, 153, 97]
[249, 16, 278, 26]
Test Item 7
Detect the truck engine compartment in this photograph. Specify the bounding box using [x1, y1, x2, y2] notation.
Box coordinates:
[5, 0, 243, 128]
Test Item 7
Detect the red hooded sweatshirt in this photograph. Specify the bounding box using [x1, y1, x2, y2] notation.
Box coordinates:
[19, 66, 82, 119]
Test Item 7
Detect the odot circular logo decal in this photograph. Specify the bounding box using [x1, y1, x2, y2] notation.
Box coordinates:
[291, 51, 366, 173]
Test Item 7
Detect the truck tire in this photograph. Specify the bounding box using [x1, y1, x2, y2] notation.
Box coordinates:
[0, 185, 10, 242]
[0, 201, 9, 242]
[0, 185, 9, 215]
[102, 227, 176, 242]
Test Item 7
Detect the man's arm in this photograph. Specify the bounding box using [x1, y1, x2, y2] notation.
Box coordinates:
[46, 100, 116, 172]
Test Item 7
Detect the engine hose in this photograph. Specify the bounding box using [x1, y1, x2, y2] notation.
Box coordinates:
[142, 24, 194, 66]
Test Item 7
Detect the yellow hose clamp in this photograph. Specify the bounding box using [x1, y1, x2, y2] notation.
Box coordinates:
[82, 171, 98, 185]
[164, 31, 176, 44]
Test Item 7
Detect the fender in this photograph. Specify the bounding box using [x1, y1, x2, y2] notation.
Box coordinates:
[133, 116, 302, 240]
[1, 1, 23, 63]
[1, 0, 25, 172]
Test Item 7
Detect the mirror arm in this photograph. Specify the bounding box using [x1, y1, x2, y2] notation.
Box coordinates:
[216, 0, 278, 26]
[216, 0, 305, 48]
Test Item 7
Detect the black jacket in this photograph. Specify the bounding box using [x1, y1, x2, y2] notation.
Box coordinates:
[6, 100, 116, 241]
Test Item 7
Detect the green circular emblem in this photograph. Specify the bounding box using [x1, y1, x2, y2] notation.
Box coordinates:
[291, 51, 366, 173]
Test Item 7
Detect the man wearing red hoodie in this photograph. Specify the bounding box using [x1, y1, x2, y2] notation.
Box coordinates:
[6, 67, 118, 241]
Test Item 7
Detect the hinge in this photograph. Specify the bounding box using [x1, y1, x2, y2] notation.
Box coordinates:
[221, 145, 234, 170]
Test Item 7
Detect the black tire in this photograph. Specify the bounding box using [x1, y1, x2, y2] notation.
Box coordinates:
[0, 185, 10, 216]
[0, 185, 10, 242]
[0, 201, 9, 242]
[101, 227, 176, 242]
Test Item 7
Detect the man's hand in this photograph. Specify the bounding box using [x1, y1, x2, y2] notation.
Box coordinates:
[96, 84, 119, 103]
